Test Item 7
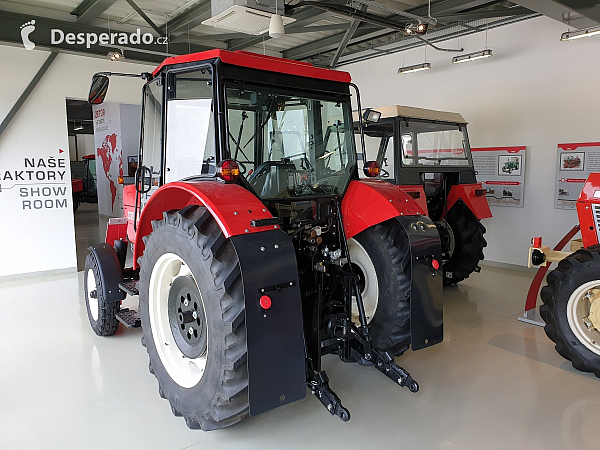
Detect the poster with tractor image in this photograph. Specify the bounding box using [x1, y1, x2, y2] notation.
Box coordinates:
[471, 146, 526, 207]
[555, 143, 600, 209]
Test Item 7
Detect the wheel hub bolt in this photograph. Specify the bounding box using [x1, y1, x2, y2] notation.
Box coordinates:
[192, 311, 198, 320]
[188, 327, 194, 335]
[184, 298, 189, 306]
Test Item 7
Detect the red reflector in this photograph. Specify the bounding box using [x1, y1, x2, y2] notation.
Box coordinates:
[259, 295, 272, 310]
[431, 259, 440, 270]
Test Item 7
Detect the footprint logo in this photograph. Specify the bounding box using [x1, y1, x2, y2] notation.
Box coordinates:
[20, 20, 36, 50]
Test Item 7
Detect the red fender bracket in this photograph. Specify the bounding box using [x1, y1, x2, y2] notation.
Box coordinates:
[444, 183, 492, 220]
[341, 180, 427, 239]
[132, 181, 276, 269]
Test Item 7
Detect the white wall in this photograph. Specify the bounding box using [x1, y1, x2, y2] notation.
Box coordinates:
[0, 44, 152, 278]
[347, 16, 600, 267]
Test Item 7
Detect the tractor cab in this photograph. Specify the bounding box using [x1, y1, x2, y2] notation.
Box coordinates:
[355, 105, 492, 285]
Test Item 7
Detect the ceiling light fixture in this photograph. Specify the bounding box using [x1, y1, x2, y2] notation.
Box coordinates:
[269, 1, 285, 38]
[561, 25, 600, 41]
[107, 50, 123, 61]
[451, 48, 492, 64]
[405, 22, 428, 35]
[398, 62, 431, 74]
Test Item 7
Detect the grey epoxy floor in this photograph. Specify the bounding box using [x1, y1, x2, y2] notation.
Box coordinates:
[1, 266, 599, 449]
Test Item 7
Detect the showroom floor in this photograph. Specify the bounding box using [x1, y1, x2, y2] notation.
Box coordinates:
[1, 265, 598, 450]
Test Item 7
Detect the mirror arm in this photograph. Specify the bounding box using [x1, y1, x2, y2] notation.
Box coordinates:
[349, 82, 367, 166]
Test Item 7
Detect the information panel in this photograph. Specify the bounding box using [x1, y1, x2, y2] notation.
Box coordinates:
[472, 146, 527, 208]
[554, 142, 600, 210]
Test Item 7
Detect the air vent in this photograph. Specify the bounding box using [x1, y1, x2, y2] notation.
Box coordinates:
[593, 204, 600, 233]
[202, 5, 295, 35]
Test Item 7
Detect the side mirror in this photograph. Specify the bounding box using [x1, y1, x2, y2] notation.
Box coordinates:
[88, 74, 109, 104]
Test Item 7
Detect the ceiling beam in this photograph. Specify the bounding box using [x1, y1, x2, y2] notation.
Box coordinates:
[71, 0, 120, 25]
[553, 0, 600, 24]
[283, 23, 383, 60]
[0, 53, 58, 139]
[123, 0, 164, 36]
[516, 0, 599, 26]
[329, 4, 368, 68]
[160, 0, 212, 34]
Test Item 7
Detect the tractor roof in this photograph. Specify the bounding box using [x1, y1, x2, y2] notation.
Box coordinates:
[367, 105, 467, 124]
[152, 49, 351, 84]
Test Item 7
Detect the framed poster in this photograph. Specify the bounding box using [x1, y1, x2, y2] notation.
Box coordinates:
[472, 146, 527, 207]
[554, 143, 600, 209]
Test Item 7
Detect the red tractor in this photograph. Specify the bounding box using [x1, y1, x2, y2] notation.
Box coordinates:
[528, 174, 600, 378]
[354, 105, 491, 285]
[85, 50, 444, 430]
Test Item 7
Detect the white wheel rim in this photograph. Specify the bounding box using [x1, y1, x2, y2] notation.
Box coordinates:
[566, 280, 600, 356]
[149, 253, 207, 388]
[347, 238, 379, 324]
[87, 269, 99, 321]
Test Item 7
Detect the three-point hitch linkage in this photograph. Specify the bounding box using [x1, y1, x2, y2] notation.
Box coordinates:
[305, 203, 419, 422]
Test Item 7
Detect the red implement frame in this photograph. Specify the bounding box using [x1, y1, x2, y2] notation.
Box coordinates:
[521, 224, 580, 325]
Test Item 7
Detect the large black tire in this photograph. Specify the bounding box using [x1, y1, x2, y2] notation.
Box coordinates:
[84, 252, 120, 336]
[540, 247, 600, 378]
[442, 200, 487, 285]
[349, 218, 412, 357]
[139, 205, 249, 430]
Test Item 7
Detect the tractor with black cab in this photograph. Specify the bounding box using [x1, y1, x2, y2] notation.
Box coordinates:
[354, 105, 491, 285]
[84, 50, 444, 430]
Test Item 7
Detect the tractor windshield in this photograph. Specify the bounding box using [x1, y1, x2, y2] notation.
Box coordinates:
[399, 119, 471, 167]
[226, 85, 356, 199]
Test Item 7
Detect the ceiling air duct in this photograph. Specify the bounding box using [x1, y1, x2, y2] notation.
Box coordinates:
[202, 0, 295, 35]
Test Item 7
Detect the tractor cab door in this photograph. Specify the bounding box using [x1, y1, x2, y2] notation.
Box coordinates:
[139, 77, 164, 209]
[164, 67, 216, 182]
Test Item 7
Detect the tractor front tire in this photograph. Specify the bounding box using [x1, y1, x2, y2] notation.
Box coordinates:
[443, 200, 487, 285]
[84, 252, 120, 336]
[139, 205, 249, 430]
[540, 247, 600, 378]
[348, 218, 412, 357]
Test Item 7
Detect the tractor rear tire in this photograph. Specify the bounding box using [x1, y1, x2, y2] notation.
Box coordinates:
[349, 217, 412, 357]
[443, 200, 487, 285]
[84, 252, 120, 336]
[138, 205, 249, 430]
[540, 247, 600, 378]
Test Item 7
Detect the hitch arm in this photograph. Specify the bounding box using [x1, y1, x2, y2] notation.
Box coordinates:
[307, 369, 350, 422]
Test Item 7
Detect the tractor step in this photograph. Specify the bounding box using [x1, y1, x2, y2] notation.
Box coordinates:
[116, 308, 141, 328]
[119, 279, 139, 296]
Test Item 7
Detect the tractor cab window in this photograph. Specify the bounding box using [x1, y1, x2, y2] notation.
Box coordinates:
[225, 85, 355, 199]
[356, 123, 394, 179]
[399, 119, 471, 167]
[165, 68, 216, 182]
[140, 78, 163, 200]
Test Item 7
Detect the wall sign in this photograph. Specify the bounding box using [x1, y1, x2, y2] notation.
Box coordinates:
[471, 146, 527, 208]
[554, 142, 600, 210]
[0, 150, 70, 211]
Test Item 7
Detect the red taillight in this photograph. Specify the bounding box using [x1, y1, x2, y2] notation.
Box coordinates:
[431, 259, 440, 270]
[363, 161, 381, 178]
[217, 159, 240, 182]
